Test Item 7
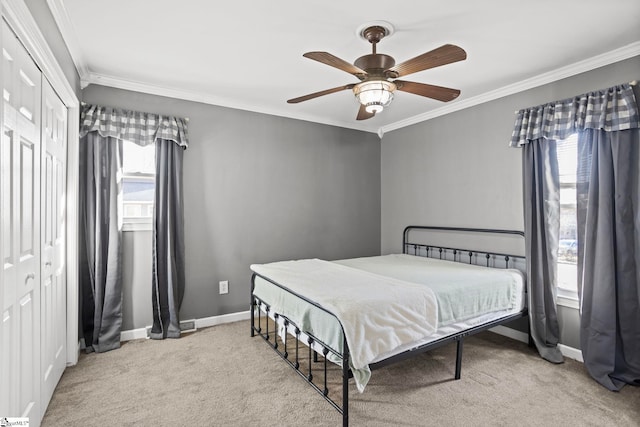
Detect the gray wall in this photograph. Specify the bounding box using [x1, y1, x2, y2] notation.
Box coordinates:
[83, 54, 639, 346]
[30, 0, 627, 353]
[82, 85, 381, 330]
[381, 56, 640, 349]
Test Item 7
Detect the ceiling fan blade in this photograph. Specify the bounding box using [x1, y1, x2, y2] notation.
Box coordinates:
[287, 84, 355, 104]
[303, 52, 367, 79]
[388, 44, 466, 78]
[394, 80, 461, 102]
[356, 104, 375, 121]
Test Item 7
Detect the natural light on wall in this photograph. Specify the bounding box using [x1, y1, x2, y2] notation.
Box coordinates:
[122, 141, 155, 223]
[557, 133, 578, 303]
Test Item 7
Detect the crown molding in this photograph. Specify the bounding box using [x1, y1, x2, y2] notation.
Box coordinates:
[85, 71, 375, 133]
[379, 41, 640, 135]
[49, 0, 639, 136]
[85, 41, 640, 138]
[48, 0, 374, 131]
[46, 0, 90, 84]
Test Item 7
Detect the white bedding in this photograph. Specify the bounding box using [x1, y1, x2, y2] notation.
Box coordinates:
[251, 258, 439, 391]
[335, 254, 523, 326]
[251, 254, 525, 392]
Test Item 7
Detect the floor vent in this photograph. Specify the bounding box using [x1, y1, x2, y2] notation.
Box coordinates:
[180, 319, 197, 333]
[144, 320, 197, 338]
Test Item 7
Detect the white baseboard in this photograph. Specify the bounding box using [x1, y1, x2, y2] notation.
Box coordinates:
[195, 310, 251, 328]
[121, 311, 585, 363]
[558, 343, 584, 362]
[490, 325, 583, 363]
[120, 327, 149, 342]
[120, 310, 252, 342]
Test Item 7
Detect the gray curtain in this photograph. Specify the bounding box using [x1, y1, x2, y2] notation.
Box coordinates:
[79, 132, 123, 353]
[80, 103, 189, 347]
[522, 139, 564, 363]
[577, 128, 640, 390]
[512, 83, 639, 368]
[150, 139, 186, 339]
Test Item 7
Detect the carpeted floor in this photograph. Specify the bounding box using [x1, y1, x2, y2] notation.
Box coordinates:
[42, 320, 640, 426]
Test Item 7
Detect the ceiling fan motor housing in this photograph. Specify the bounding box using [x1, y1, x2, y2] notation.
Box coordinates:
[354, 54, 395, 77]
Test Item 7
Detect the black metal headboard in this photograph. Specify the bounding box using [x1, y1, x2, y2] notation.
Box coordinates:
[402, 225, 525, 270]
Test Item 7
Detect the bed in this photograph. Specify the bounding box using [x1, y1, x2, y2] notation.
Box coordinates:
[250, 226, 528, 426]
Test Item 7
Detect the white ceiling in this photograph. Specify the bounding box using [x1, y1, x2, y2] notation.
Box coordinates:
[50, 0, 640, 135]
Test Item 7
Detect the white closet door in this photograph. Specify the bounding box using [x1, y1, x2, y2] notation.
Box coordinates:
[40, 77, 67, 413]
[1, 19, 42, 423]
[0, 21, 15, 416]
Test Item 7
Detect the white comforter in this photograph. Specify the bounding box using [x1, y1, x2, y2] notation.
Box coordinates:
[250, 258, 438, 392]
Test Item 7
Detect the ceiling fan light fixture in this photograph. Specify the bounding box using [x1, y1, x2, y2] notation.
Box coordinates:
[366, 103, 384, 114]
[354, 80, 396, 114]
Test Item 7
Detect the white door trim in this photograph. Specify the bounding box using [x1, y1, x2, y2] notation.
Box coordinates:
[2, 0, 80, 366]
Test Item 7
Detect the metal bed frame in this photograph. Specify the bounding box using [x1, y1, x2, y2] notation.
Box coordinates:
[250, 226, 528, 427]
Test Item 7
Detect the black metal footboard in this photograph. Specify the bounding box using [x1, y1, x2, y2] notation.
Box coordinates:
[250, 225, 528, 427]
[251, 272, 351, 426]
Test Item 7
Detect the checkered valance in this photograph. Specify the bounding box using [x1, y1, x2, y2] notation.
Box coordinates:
[80, 104, 189, 148]
[510, 84, 639, 147]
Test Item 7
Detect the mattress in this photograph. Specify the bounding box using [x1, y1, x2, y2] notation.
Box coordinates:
[335, 254, 524, 326]
[251, 254, 525, 391]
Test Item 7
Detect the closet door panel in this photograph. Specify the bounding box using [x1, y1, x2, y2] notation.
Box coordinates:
[1, 19, 41, 423]
[0, 19, 17, 417]
[1, 17, 68, 425]
[16, 29, 41, 422]
[1, 19, 18, 418]
[40, 78, 67, 410]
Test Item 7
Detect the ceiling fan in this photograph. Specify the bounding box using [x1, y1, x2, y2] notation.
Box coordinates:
[287, 24, 467, 121]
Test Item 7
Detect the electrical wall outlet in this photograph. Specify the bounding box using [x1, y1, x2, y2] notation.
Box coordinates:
[219, 280, 229, 295]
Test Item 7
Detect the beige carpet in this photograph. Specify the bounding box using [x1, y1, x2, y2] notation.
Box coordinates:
[43, 320, 639, 426]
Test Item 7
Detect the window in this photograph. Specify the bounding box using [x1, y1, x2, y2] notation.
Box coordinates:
[122, 141, 155, 229]
[556, 134, 578, 305]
